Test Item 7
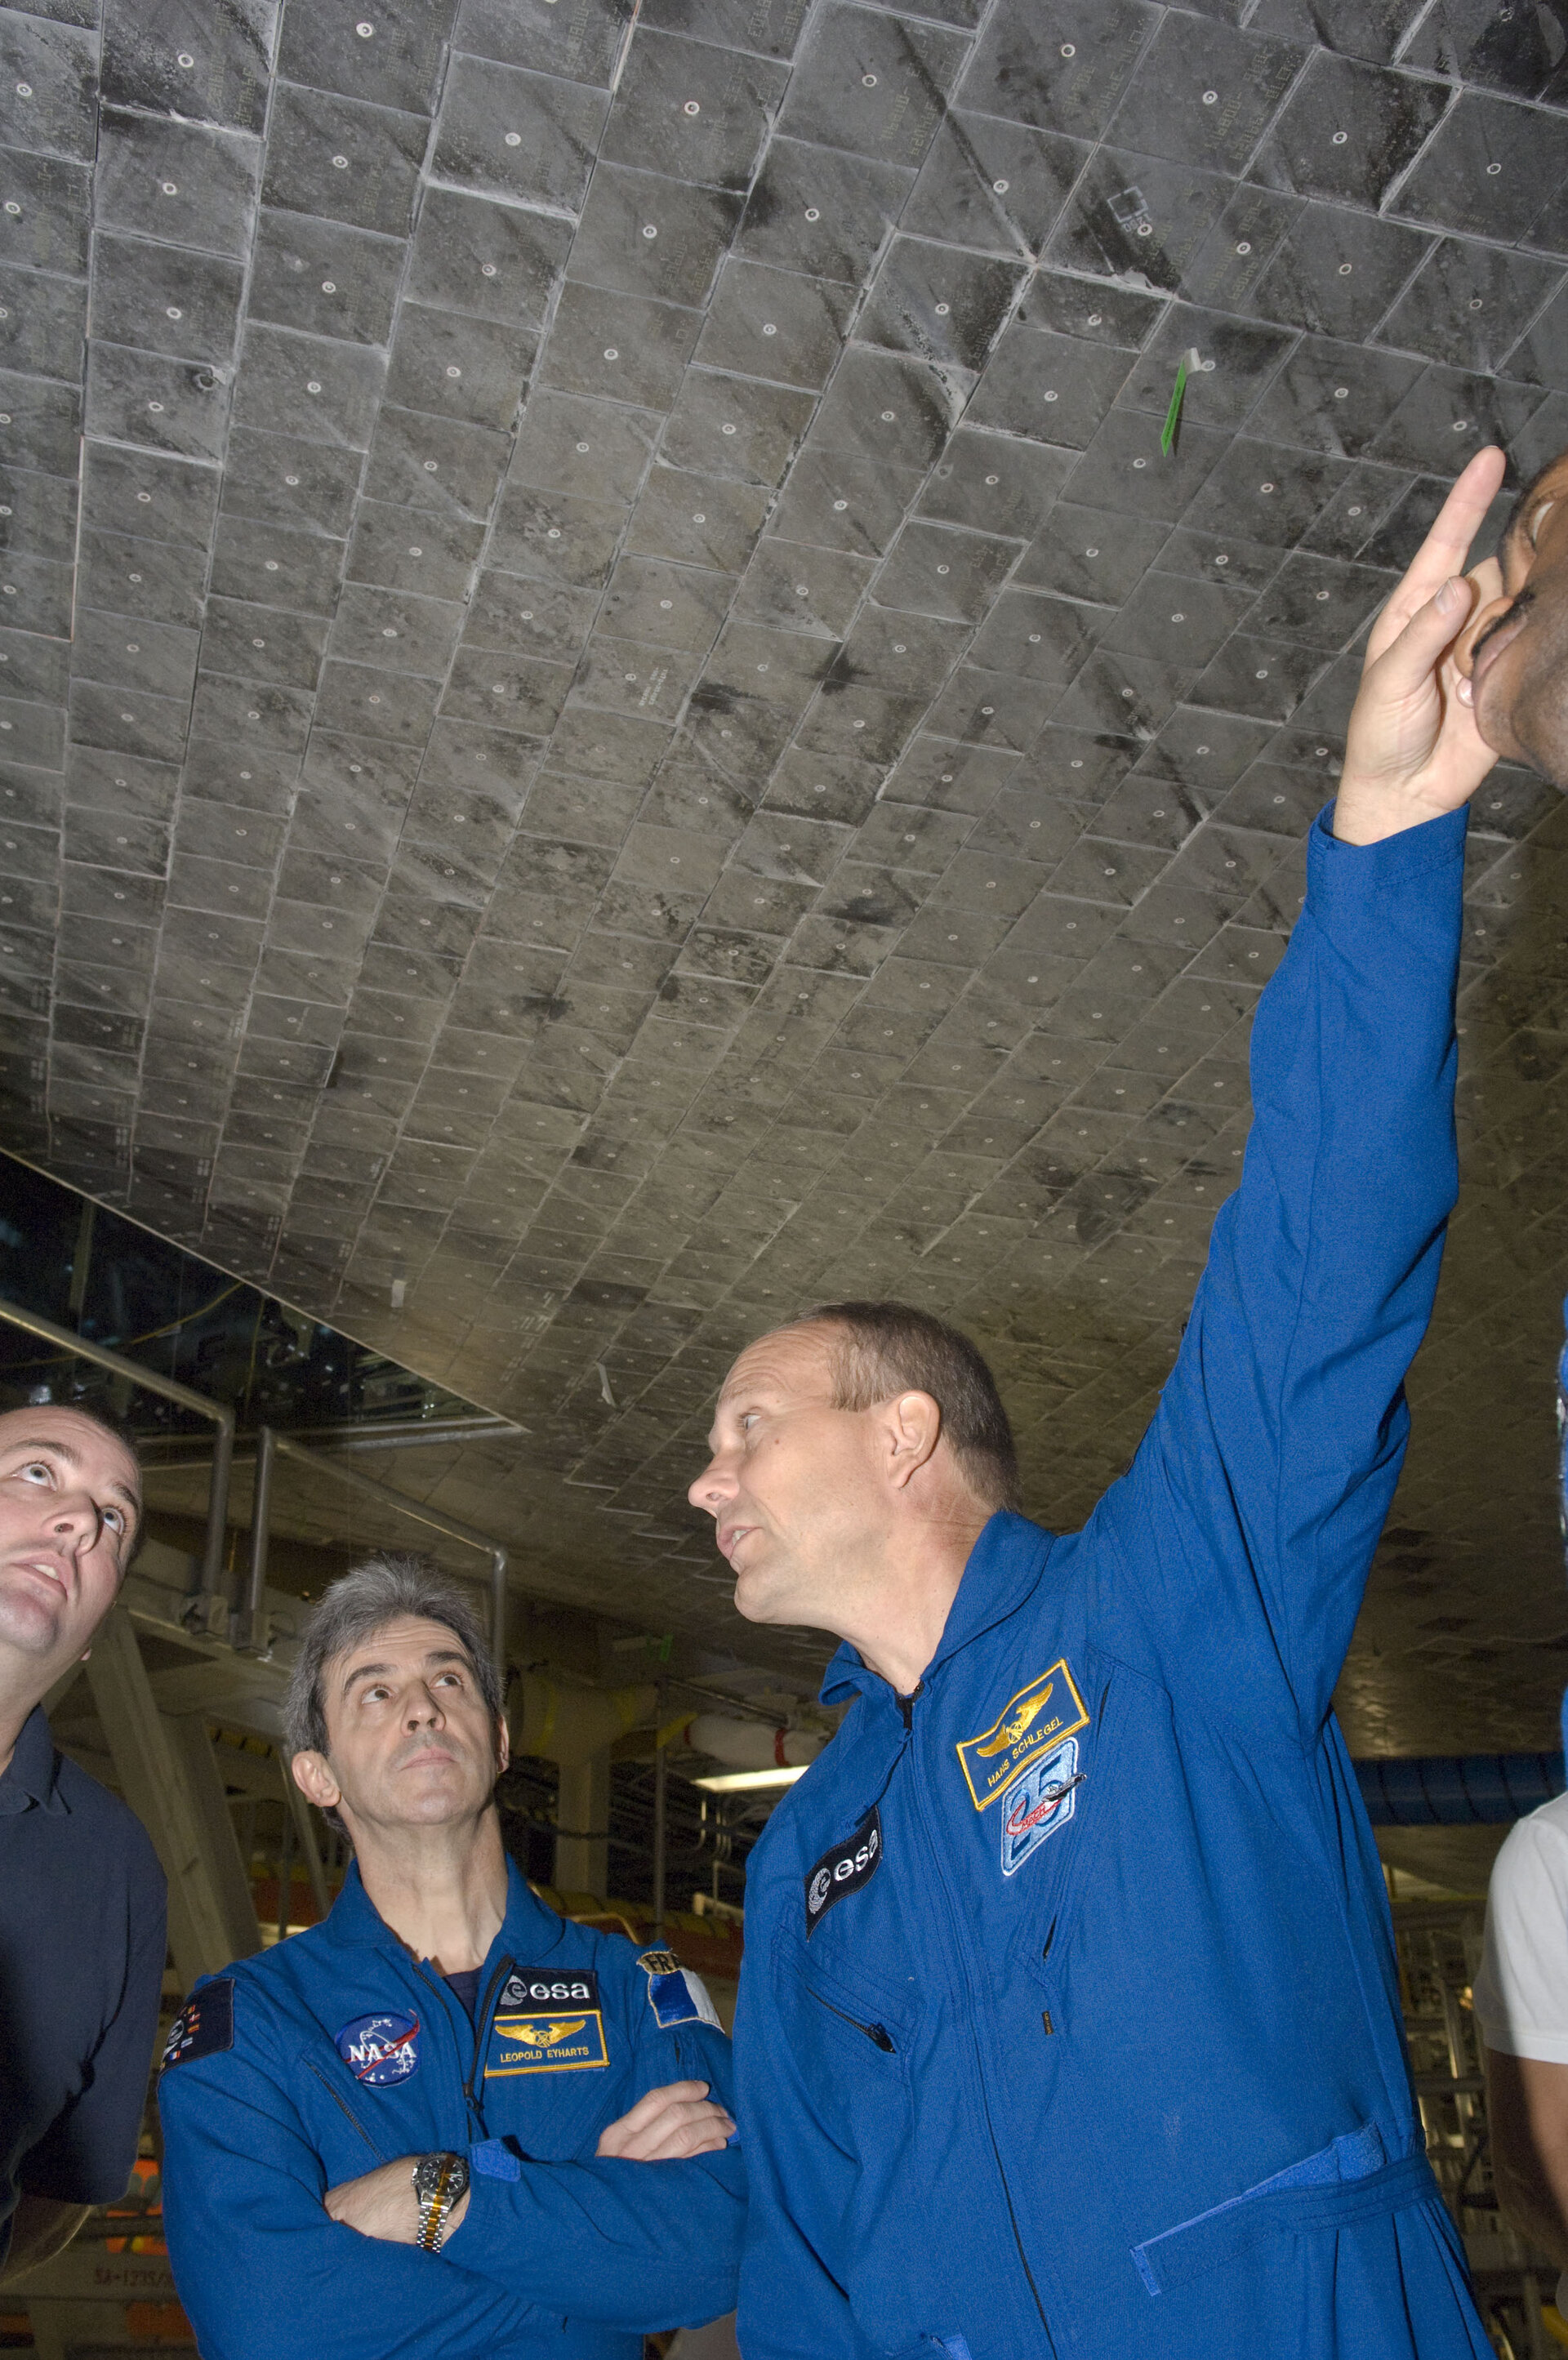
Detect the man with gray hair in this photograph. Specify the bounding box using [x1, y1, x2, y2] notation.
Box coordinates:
[156, 1555, 744, 2360]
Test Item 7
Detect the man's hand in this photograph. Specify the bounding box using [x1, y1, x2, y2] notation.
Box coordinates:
[1334, 443, 1507, 846]
[596, 2078, 735, 2162]
[325, 2157, 470, 2245]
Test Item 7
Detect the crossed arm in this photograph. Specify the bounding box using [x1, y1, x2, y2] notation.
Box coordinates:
[324, 2077, 734, 2244]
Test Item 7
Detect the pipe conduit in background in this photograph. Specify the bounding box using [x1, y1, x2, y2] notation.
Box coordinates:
[1354, 1755, 1566, 1826]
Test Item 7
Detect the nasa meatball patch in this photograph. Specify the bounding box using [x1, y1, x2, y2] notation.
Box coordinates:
[336, 2010, 421, 2086]
[804, 1805, 882, 1938]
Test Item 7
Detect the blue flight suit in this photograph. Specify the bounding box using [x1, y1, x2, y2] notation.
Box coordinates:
[734, 805, 1492, 2360]
[158, 1857, 743, 2359]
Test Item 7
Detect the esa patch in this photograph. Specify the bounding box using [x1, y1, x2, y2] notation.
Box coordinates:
[499, 1968, 600, 2012]
[804, 1804, 882, 1938]
[1000, 1738, 1084, 1878]
[161, 1977, 234, 2070]
[336, 2010, 421, 2086]
[637, 1951, 721, 2032]
[487, 1967, 608, 2077]
[956, 1659, 1089, 1812]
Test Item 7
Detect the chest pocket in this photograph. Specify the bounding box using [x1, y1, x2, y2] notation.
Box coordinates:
[300, 2051, 391, 2173]
[773, 1925, 920, 2132]
[1001, 1665, 1125, 1984]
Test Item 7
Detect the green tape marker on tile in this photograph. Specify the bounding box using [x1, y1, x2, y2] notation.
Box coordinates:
[1160, 347, 1205, 457]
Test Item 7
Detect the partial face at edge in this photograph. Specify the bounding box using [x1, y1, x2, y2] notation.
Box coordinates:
[1456, 445, 1568, 786]
[0, 1406, 140, 1675]
[299, 1613, 507, 1837]
[686, 1324, 906, 1634]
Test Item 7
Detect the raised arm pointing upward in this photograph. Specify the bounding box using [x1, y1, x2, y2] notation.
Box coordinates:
[694, 450, 1517, 2360]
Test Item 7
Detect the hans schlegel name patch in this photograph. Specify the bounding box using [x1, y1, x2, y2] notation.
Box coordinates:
[956, 1659, 1089, 1812]
[804, 1804, 882, 1937]
[486, 1966, 608, 2077]
[162, 1977, 234, 2069]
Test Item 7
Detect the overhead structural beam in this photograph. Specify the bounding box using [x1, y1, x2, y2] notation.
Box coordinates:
[323, 1419, 527, 1453]
[164, 1710, 264, 1964]
[85, 1606, 256, 1987]
[0, 1297, 235, 1607]
[140, 1414, 524, 1475]
[246, 1426, 510, 1663]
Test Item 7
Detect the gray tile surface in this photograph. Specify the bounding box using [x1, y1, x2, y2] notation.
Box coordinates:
[6, 0, 1568, 1724]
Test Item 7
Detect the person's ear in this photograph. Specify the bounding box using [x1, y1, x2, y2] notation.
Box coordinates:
[494, 1712, 510, 1779]
[290, 1749, 341, 1813]
[884, 1390, 942, 1490]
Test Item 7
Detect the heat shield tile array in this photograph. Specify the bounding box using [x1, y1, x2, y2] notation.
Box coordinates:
[2, 0, 1567, 1731]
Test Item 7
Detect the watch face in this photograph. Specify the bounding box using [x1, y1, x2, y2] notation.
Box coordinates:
[413, 2152, 470, 2205]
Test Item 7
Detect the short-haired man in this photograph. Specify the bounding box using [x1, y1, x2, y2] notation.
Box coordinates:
[1456, 436, 1568, 783]
[0, 1403, 165, 2282]
[158, 1556, 744, 2360]
[693, 451, 1517, 2359]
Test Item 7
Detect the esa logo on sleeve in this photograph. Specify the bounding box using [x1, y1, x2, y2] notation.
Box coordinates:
[804, 1805, 882, 1938]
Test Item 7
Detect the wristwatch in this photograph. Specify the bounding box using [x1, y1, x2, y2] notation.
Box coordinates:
[412, 2150, 470, 2252]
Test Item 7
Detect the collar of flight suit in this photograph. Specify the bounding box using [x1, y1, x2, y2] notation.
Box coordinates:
[819, 1508, 1059, 1710]
[317, 1852, 573, 1966]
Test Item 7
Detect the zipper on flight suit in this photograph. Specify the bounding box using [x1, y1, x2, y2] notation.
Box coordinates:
[463, 1957, 515, 2124]
[412, 1953, 515, 2143]
[804, 1986, 897, 2052]
[895, 1680, 1058, 2355]
[305, 2061, 384, 2158]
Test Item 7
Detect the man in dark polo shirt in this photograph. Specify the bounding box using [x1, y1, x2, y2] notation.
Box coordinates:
[0, 1403, 166, 2281]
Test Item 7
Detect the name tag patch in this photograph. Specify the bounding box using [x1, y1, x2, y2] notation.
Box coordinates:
[804, 1804, 882, 1938]
[1000, 1737, 1084, 1878]
[638, 1951, 722, 2031]
[336, 2010, 421, 2086]
[162, 1976, 234, 2070]
[487, 1968, 608, 2077]
[956, 1659, 1089, 1812]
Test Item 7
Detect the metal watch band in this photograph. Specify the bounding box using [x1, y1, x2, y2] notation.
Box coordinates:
[415, 2153, 456, 2253]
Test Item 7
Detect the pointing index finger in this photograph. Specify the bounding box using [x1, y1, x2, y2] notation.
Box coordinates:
[1388, 447, 1506, 621]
